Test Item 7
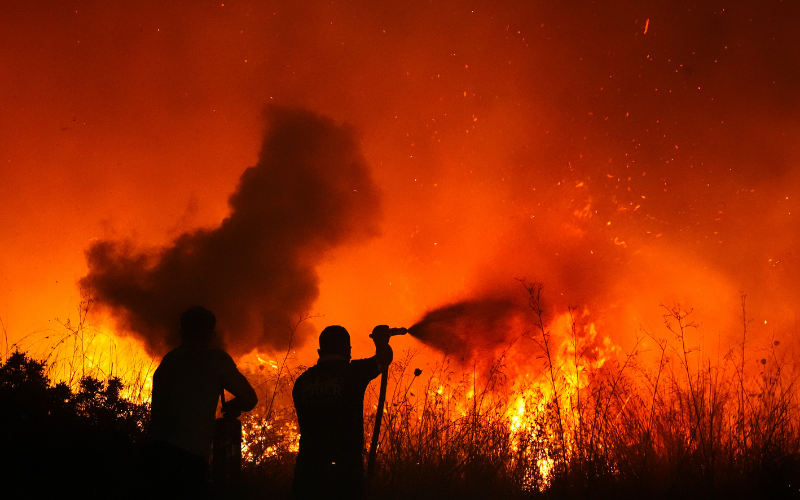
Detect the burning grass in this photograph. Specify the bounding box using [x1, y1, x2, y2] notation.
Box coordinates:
[3, 291, 800, 499]
[241, 292, 800, 499]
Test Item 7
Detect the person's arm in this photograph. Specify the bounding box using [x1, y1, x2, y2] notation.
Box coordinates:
[220, 353, 258, 417]
[370, 325, 395, 371]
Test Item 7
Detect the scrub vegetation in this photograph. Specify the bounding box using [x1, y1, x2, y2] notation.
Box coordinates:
[3, 293, 800, 500]
[0, 350, 149, 498]
[242, 293, 800, 500]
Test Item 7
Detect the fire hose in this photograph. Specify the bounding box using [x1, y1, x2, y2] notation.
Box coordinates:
[367, 326, 408, 478]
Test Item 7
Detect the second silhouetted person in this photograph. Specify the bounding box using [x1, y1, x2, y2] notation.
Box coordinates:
[291, 325, 394, 500]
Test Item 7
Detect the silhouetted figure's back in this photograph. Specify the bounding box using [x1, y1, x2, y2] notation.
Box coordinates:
[292, 325, 392, 500]
[148, 306, 257, 499]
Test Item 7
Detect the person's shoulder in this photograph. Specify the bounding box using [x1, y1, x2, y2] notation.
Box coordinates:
[299, 362, 333, 378]
[206, 346, 234, 359]
[205, 347, 237, 368]
[299, 362, 318, 375]
[350, 357, 378, 367]
[349, 357, 380, 375]
[156, 345, 185, 366]
[293, 364, 318, 393]
[294, 365, 312, 384]
[174, 344, 237, 368]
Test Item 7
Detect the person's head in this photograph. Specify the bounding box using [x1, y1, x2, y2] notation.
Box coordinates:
[180, 306, 217, 344]
[318, 325, 351, 360]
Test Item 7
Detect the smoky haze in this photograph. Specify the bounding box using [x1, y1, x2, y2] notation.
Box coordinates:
[1, 1, 798, 361]
[80, 106, 381, 356]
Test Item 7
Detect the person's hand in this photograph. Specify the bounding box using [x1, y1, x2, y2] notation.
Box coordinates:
[371, 325, 391, 346]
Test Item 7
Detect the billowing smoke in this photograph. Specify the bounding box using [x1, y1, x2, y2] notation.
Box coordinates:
[80, 106, 381, 356]
[408, 295, 532, 361]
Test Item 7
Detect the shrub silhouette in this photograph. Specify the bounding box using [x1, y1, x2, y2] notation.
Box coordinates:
[0, 351, 149, 498]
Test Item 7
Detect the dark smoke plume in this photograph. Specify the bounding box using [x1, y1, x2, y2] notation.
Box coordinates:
[80, 106, 381, 356]
[409, 297, 531, 360]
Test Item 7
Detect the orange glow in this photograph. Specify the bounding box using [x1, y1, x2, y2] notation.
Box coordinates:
[0, 2, 797, 402]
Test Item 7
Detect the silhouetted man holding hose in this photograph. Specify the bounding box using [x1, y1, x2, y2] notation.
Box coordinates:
[148, 306, 258, 499]
[291, 325, 398, 500]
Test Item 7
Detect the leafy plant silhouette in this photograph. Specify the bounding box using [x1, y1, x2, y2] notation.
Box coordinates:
[0, 350, 149, 498]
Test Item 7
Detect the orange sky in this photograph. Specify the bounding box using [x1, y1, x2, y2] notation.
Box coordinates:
[2, 1, 798, 366]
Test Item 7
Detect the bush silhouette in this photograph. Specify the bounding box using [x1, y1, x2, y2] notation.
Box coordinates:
[0, 351, 149, 498]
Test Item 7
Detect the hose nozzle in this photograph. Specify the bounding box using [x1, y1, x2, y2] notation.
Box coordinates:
[370, 325, 408, 342]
